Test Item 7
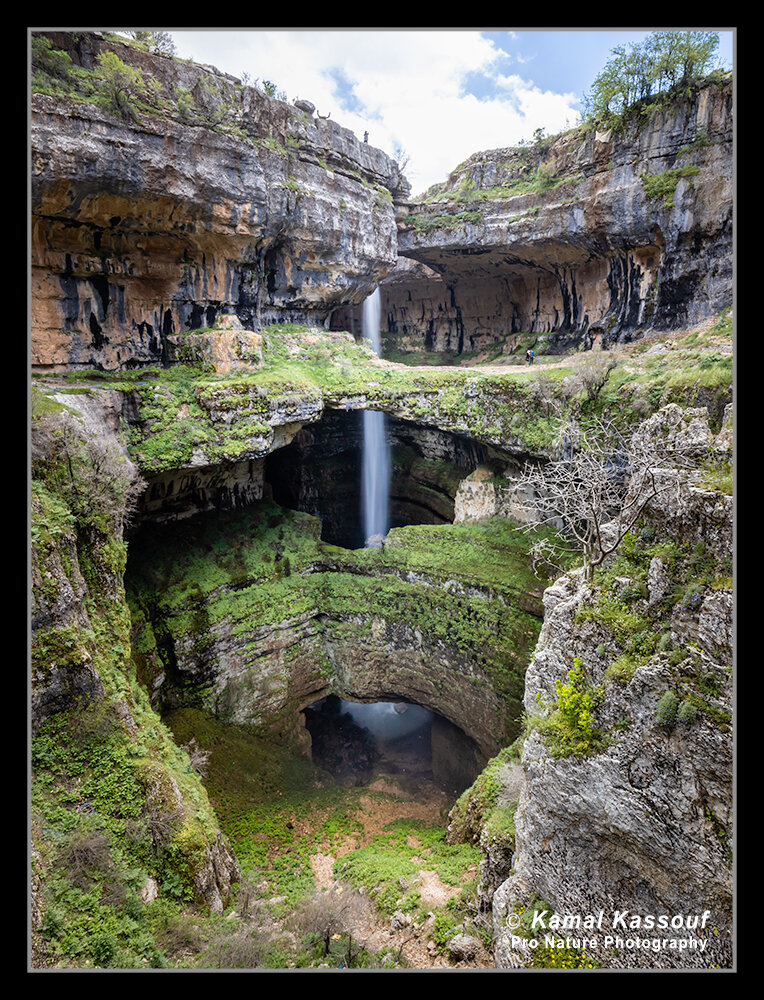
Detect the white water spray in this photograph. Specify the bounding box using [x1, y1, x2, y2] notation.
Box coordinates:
[361, 288, 390, 547]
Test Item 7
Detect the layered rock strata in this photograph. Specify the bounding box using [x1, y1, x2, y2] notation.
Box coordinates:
[368, 78, 732, 358]
[488, 405, 733, 969]
[30, 388, 240, 919]
[31, 32, 405, 371]
[126, 499, 544, 763]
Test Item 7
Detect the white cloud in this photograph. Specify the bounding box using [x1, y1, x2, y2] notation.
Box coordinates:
[171, 29, 583, 196]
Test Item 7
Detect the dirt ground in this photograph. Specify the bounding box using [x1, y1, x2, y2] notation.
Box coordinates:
[306, 774, 493, 970]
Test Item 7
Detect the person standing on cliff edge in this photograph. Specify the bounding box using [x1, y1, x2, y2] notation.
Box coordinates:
[363, 131, 368, 143]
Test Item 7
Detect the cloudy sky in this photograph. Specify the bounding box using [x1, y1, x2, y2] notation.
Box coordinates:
[164, 27, 734, 197]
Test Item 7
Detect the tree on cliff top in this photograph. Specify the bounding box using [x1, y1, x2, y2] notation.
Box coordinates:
[125, 30, 177, 56]
[583, 30, 722, 130]
[94, 50, 146, 121]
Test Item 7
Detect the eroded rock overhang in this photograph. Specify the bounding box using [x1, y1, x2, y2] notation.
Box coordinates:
[31, 32, 406, 372]
[333, 78, 732, 358]
[114, 377, 545, 761]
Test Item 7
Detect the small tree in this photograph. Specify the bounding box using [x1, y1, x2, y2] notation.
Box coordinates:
[291, 886, 371, 965]
[127, 30, 177, 56]
[94, 50, 146, 121]
[514, 412, 688, 581]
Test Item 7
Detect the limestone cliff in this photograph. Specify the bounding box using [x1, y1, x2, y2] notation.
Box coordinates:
[368, 77, 733, 359]
[29, 31, 734, 972]
[31, 31, 406, 371]
[479, 405, 733, 970]
[31, 388, 240, 961]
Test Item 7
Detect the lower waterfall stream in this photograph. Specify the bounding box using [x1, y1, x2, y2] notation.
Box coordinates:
[361, 288, 391, 547]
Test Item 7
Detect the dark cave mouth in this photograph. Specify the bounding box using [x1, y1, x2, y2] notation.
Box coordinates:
[303, 695, 484, 797]
[265, 408, 500, 549]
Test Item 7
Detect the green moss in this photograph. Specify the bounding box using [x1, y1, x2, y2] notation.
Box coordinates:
[575, 591, 651, 643]
[449, 743, 521, 846]
[31, 695, 224, 968]
[641, 165, 701, 207]
[125, 502, 548, 741]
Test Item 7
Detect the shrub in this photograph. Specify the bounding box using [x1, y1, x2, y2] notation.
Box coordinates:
[676, 700, 698, 726]
[32, 35, 74, 82]
[533, 658, 608, 758]
[655, 690, 679, 727]
[56, 829, 113, 889]
[583, 31, 721, 130]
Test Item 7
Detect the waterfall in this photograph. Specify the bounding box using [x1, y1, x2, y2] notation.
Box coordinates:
[361, 288, 390, 547]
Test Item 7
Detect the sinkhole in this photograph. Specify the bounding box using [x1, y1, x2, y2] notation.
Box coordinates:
[303, 695, 485, 797]
[265, 409, 493, 548]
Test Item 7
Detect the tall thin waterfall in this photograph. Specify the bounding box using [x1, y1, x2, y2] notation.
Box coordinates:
[361, 288, 391, 547]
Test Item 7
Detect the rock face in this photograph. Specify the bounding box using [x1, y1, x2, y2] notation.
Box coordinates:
[31, 33, 732, 373]
[30, 389, 240, 919]
[267, 409, 490, 547]
[367, 78, 732, 358]
[490, 406, 733, 970]
[31, 32, 405, 371]
[30, 34, 734, 970]
[126, 496, 540, 763]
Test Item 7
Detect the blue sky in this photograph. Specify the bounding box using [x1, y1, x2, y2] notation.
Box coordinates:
[166, 28, 734, 196]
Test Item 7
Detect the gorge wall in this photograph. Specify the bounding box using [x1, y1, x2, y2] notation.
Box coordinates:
[30, 31, 734, 972]
[31, 32, 407, 371]
[335, 76, 733, 358]
[32, 32, 732, 373]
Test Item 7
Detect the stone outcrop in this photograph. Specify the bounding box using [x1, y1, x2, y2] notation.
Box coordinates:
[365, 77, 732, 358]
[29, 32, 734, 971]
[31, 32, 406, 371]
[488, 405, 733, 969]
[126, 495, 544, 764]
[31, 33, 732, 375]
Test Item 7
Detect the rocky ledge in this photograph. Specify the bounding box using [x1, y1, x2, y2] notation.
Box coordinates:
[479, 405, 733, 970]
[372, 77, 733, 358]
[31, 32, 406, 371]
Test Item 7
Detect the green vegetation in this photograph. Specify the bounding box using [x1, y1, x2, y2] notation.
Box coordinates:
[31, 691, 224, 968]
[528, 658, 609, 759]
[32, 316, 732, 478]
[125, 500, 550, 742]
[409, 209, 484, 232]
[93, 49, 147, 121]
[336, 818, 482, 925]
[153, 709, 484, 968]
[641, 165, 701, 208]
[419, 151, 584, 208]
[582, 31, 725, 131]
[448, 743, 521, 847]
[123, 30, 177, 56]
[31, 31, 272, 137]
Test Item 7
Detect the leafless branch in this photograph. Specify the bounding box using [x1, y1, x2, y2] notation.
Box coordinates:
[513, 411, 694, 579]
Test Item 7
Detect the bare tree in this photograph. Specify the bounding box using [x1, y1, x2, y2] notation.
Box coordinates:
[183, 737, 211, 777]
[516, 412, 689, 580]
[290, 885, 371, 963]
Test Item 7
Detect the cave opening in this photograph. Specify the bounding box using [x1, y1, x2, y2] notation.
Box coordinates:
[303, 695, 485, 797]
[265, 409, 494, 549]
